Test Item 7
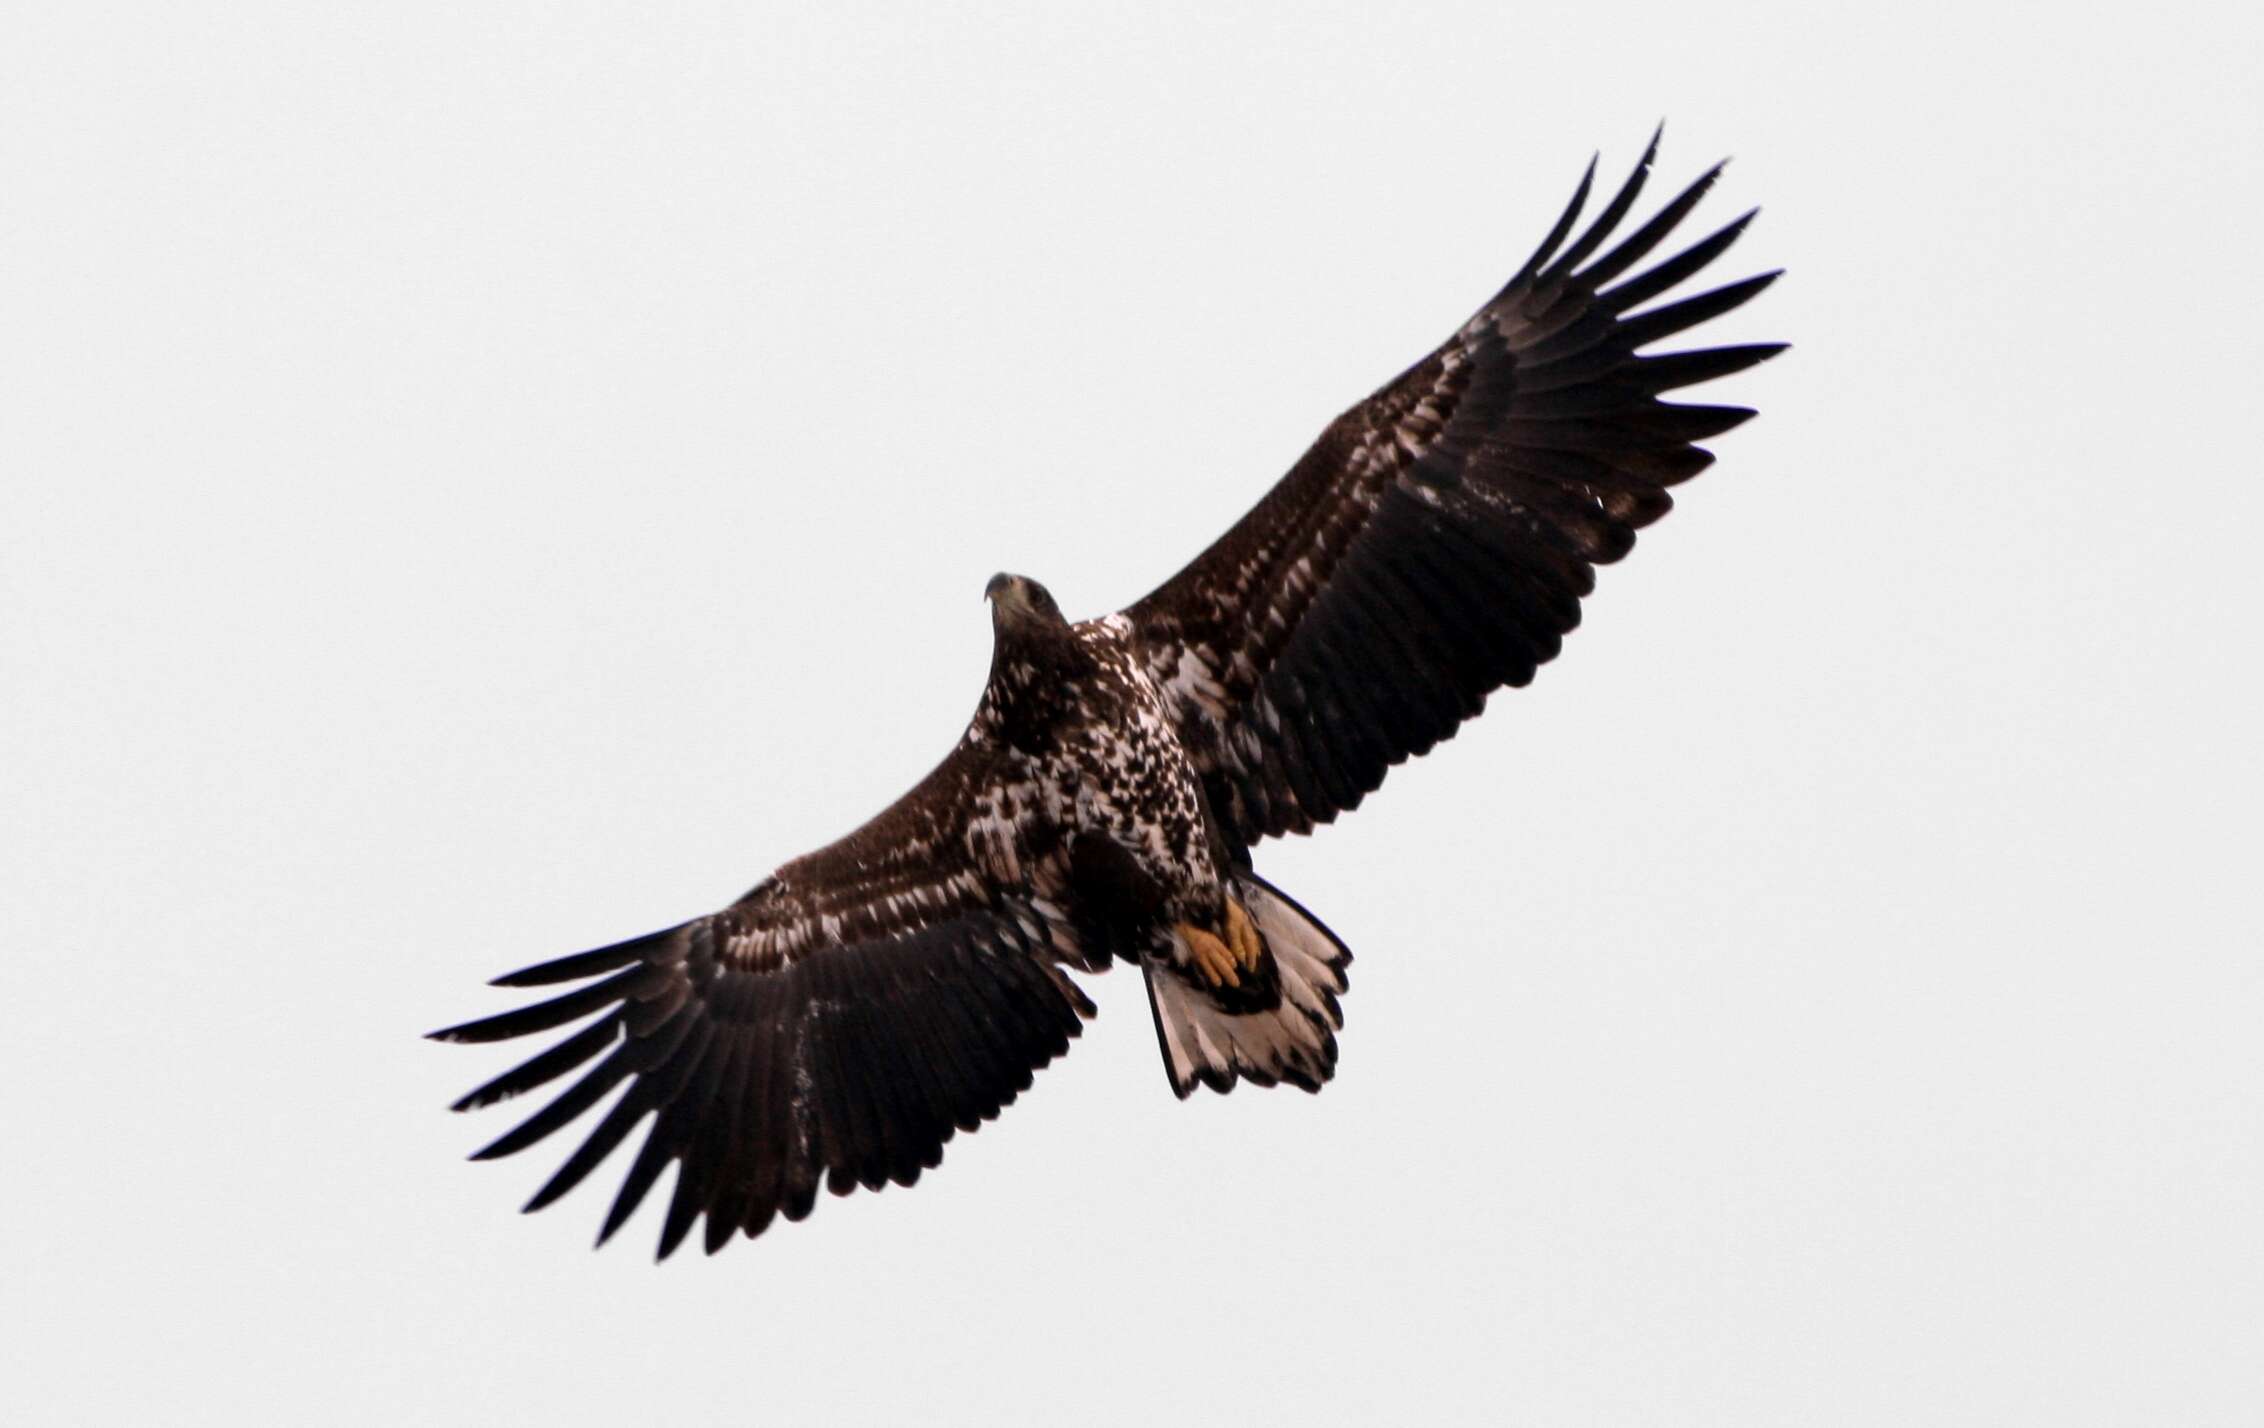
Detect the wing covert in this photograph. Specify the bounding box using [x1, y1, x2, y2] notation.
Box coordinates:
[430, 740, 1095, 1258]
[1126, 131, 1784, 847]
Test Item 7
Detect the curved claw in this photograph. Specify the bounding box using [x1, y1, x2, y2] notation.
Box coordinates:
[1223, 898, 1262, 971]
[1177, 924, 1240, 989]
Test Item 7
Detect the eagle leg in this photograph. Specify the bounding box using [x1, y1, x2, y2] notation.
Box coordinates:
[1177, 922, 1242, 989]
[1223, 897, 1263, 973]
[1177, 897, 1265, 989]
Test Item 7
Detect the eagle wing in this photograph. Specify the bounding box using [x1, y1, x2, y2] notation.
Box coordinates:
[1126, 134, 1783, 847]
[430, 737, 1094, 1259]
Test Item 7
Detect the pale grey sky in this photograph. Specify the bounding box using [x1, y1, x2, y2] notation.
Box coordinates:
[5, 3, 2260, 1424]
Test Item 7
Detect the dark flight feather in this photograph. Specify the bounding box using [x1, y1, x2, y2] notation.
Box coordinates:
[435, 133, 1777, 1256]
[1126, 141, 1782, 847]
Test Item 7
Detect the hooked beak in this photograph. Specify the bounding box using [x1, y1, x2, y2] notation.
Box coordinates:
[984, 572, 1014, 603]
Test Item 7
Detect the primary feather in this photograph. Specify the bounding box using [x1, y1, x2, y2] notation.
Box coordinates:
[433, 132, 1781, 1257]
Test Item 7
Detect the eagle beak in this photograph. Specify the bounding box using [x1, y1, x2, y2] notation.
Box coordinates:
[987, 571, 1055, 627]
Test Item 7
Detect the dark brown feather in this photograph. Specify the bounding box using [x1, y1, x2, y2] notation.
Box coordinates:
[1126, 137, 1781, 850]
[436, 736, 1095, 1257]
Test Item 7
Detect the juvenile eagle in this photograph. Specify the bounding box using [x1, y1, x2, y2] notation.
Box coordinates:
[433, 134, 1782, 1257]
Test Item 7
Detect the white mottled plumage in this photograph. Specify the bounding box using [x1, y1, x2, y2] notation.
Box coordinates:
[435, 132, 1778, 1257]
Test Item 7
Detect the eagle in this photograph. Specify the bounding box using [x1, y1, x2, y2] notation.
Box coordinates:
[433, 132, 1782, 1258]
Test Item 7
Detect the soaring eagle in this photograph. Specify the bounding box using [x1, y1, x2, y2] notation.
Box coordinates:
[433, 134, 1781, 1257]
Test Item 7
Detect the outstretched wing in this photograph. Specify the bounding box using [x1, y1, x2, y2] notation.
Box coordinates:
[1126, 133, 1783, 848]
[430, 739, 1093, 1259]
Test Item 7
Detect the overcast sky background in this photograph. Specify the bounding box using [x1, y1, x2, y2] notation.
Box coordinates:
[6, 3, 2260, 1424]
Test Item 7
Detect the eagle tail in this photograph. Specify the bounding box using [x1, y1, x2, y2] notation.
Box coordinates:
[1146, 872, 1351, 1098]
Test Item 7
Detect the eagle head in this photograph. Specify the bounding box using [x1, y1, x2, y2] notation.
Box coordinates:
[985, 572, 1065, 629]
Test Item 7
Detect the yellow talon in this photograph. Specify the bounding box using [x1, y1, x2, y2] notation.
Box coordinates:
[1178, 901, 1262, 989]
[1177, 924, 1240, 988]
[1224, 898, 1262, 971]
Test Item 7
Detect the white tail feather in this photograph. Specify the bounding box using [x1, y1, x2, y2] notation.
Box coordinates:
[1146, 874, 1351, 1097]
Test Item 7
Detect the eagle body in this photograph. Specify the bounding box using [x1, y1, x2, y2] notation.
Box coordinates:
[754, 596, 1246, 981]
[435, 133, 1783, 1257]
[968, 603, 1222, 934]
